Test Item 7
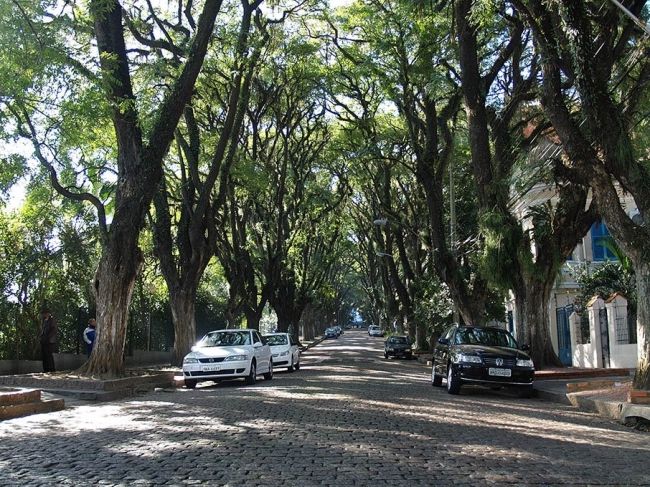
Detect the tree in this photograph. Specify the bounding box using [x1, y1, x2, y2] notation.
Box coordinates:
[1, 0, 224, 376]
[328, 0, 493, 341]
[236, 31, 348, 339]
[151, 0, 265, 365]
[453, 0, 596, 367]
[512, 0, 650, 386]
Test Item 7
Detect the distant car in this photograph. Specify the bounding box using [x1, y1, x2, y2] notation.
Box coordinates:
[431, 325, 534, 397]
[334, 325, 343, 335]
[325, 327, 339, 339]
[264, 332, 301, 372]
[384, 336, 413, 359]
[182, 329, 273, 389]
[368, 325, 384, 337]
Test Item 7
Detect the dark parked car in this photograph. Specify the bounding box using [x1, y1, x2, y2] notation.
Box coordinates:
[324, 327, 339, 339]
[384, 336, 413, 359]
[431, 325, 534, 397]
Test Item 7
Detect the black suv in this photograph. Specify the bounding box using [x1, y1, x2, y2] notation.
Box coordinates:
[431, 325, 534, 397]
[384, 336, 413, 359]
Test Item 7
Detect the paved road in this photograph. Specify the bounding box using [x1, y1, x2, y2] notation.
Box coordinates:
[1, 330, 648, 486]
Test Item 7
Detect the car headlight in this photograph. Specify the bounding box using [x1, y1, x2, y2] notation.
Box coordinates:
[454, 353, 482, 364]
[183, 357, 199, 364]
[224, 354, 248, 362]
[405, 348, 412, 352]
[516, 359, 534, 368]
[280, 350, 289, 356]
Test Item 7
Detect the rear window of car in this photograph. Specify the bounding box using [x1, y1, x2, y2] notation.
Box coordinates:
[265, 335, 288, 345]
[454, 328, 517, 348]
[388, 337, 408, 344]
[198, 331, 251, 347]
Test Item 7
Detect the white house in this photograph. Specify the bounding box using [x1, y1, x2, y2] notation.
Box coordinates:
[505, 181, 639, 368]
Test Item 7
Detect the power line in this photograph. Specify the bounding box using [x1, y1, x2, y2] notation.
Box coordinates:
[608, 0, 650, 36]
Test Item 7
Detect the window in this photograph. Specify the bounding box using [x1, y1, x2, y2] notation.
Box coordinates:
[266, 335, 288, 346]
[253, 332, 262, 344]
[198, 331, 251, 347]
[591, 221, 617, 261]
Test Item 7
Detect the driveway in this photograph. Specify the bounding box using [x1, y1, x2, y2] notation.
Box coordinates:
[1, 330, 648, 486]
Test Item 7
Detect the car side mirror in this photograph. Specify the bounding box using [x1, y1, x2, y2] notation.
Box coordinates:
[520, 344, 530, 352]
[437, 338, 449, 345]
[191, 345, 198, 352]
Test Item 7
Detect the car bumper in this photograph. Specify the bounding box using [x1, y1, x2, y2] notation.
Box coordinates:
[183, 360, 250, 380]
[386, 349, 412, 357]
[272, 357, 290, 366]
[457, 364, 534, 386]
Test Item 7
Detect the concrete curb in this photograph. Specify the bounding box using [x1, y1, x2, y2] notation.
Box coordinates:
[534, 387, 572, 405]
[300, 335, 326, 353]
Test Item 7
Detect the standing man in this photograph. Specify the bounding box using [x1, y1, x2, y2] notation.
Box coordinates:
[40, 308, 58, 372]
[83, 318, 97, 357]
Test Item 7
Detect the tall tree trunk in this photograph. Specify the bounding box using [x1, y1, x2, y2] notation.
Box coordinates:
[84, 232, 143, 376]
[415, 322, 428, 351]
[170, 288, 197, 366]
[274, 304, 292, 333]
[244, 307, 262, 330]
[633, 260, 650, 389]
[518, 276, 562, 369]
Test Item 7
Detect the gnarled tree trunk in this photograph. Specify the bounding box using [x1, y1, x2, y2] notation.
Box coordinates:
[515, 277, 562, 369]
[170, 289, 198, 366]
[85, 233, 143, 376]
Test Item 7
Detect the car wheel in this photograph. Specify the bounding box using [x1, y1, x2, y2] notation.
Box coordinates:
[245, 361, 257, 385]
[518, 385, 533, 398]
[263, 361, 273, 380]
[184, 379, 197, 389]
[431, 361, 442, 387]
[446, 364, 461, 394]
[288, 357, 294, 373]
[294, 359, 300, 371]
[384, 352, 388, 359]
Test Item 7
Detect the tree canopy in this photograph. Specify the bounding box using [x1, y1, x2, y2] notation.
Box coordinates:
[1, 0, 649, 384]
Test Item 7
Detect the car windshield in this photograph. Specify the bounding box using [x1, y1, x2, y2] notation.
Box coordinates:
[197, 331, 251, 347]
[265, 335, 288, 346]
[454, 328, 518, 348]
[388, 337, 409, 344]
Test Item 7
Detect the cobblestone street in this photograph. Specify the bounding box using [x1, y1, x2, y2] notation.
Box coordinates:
[1, 330, 648, 486]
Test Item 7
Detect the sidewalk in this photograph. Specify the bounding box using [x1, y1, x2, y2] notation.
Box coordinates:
[533, 368, 650, 425]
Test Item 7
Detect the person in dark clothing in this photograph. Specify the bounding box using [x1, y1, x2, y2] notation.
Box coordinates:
[40, 308, 58, 372]
[83, 318, 97, 357]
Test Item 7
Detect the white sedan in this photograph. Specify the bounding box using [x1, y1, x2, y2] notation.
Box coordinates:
[368, 325, 384, 337]
[264, 333, 301, 372]
[182, 329, 273, 389]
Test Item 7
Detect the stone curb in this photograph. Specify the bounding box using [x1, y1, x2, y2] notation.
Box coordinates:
[299, 335, 326, 353]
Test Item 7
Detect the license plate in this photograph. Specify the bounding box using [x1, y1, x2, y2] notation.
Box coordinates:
[488, 368, 511, 377]
[203, 365, 221, 372]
